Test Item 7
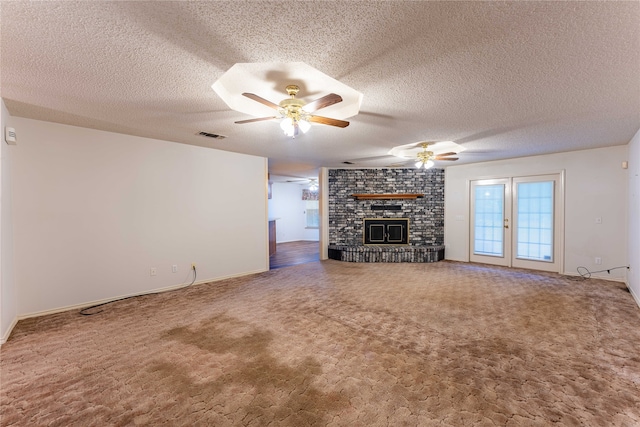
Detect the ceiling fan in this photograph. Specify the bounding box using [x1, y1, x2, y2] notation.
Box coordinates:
[235, 85, 349, 138]
[285, 177, 318, 190]
[391, 142, 459, 169]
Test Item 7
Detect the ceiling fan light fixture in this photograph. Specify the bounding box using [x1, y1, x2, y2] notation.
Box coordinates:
[415, 160, 434, 169]
[280, 117, 293, 133]
[298, 119, 311, 133]
[280, 117, 310, 138]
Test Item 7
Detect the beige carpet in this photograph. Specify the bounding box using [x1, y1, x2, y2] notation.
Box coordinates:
[1, 260, 639, 426]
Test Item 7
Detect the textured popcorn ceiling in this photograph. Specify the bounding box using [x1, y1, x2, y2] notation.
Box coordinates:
[1, 1, 638, 179]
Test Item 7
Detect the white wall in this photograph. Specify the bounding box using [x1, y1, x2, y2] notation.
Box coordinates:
[627, 129, 640, 305]
[445, 146, 628, 280]
[268, 182, 319, 243]
[1, 100, 18, 343]
[9, 117, 268, 318]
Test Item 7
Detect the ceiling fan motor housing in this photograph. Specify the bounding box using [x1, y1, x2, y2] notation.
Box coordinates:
[279, 94, 308, 122]
[417, 150, 435, 162]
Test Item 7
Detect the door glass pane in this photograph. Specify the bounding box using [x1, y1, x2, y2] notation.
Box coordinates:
[516, 181, 553, 261]
[387, 225, 403, 242]
[369, 225, 385, 242]
[474, 185, 504, 256]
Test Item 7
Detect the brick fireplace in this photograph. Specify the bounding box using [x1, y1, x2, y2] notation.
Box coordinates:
[327, 168, 445, 263]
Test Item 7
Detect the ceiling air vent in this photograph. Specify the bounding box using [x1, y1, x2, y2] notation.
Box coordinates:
[197, 131, 226, 140]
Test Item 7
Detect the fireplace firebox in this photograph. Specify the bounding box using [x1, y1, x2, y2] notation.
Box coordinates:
[364, 218, 409, 245]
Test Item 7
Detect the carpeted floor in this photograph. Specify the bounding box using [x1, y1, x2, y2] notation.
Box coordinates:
[1, 260, 639, 426]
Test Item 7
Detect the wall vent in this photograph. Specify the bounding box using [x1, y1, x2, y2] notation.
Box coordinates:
[197, 131, 226, 140]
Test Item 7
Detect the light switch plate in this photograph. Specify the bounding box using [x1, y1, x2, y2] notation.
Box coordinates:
[5, 127, 16, 145]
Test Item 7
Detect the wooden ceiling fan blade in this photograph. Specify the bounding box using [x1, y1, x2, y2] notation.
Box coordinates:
[241, 93, 280, 110]
[435, 157, 459, 161]
[308, 115, 350, 128]
[435, 152, 457, 157]
[234, 116, 278, 124]
[303, 93, 343, 112]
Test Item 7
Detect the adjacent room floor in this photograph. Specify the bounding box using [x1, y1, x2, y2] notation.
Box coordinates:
[269, 240, 320, 270]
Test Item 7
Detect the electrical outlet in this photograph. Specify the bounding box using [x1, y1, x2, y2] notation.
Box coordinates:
[172, 265, 178, 273]
[595, 257, 602, 265]
[150, 267, 157, 276]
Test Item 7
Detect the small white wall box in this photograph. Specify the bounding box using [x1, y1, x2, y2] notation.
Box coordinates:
[5, 127, 17, 145]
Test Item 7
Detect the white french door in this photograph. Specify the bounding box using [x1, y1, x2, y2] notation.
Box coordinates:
[470, 174, 564, 273]
[470, 179, 511, 266]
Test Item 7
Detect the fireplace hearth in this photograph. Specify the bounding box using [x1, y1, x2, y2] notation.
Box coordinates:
[328, 244, 445, 262]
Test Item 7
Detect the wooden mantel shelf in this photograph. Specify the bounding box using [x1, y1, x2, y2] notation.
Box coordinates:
[352, 193, 424, 200]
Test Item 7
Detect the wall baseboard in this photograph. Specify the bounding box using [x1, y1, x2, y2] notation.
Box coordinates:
[0, 267, 268, 345]
[562, 271, 626, 283]
[444, 260, 627, 283]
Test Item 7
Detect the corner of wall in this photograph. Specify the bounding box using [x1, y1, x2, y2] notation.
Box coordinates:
[0, 316, 18, 345]
[627, 127, 640, 308]
[0, 98, 19, 343]
[627, 278, 640, 309]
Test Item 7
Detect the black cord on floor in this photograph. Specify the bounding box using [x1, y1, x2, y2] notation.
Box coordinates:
[79, 266, 197, 316]
[574, 265, 629, 280]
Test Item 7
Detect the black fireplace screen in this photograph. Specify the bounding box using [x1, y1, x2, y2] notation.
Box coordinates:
[363, 218, 409, 245]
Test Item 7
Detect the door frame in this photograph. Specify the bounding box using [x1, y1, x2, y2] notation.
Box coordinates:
[467, 171, 565, 273]
[469, 178, 511, 266]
